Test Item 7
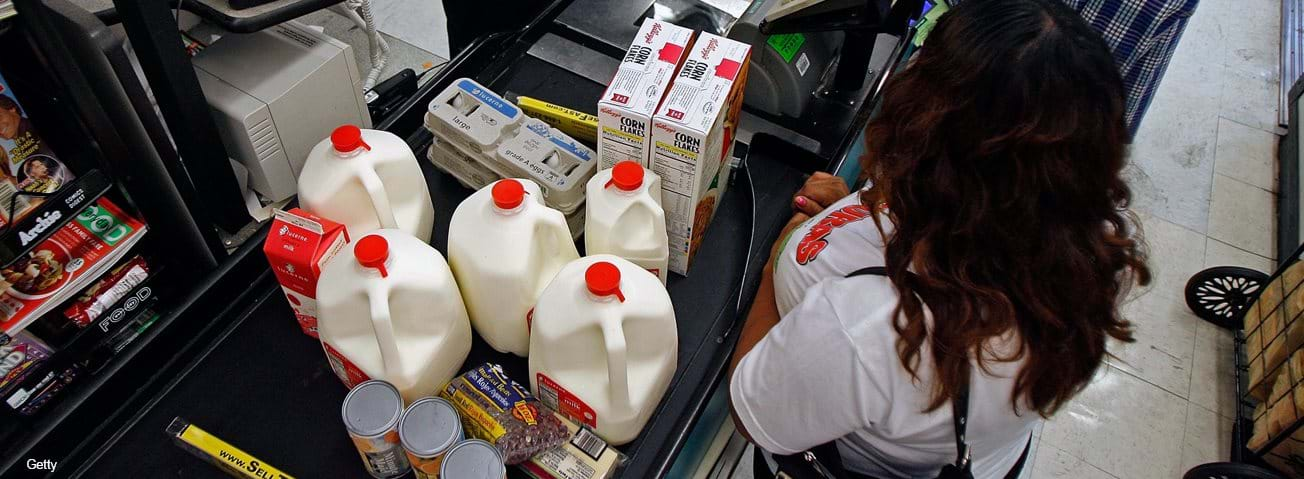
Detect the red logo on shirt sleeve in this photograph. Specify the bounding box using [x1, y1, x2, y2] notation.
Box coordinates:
[794, 204, 872, 265]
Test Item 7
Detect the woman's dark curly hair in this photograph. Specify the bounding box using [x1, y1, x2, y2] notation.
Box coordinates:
[862, 0, 1150, 417]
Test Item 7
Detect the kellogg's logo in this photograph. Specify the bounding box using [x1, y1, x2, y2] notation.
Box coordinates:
[599, 107, 621, 118]
[654, 122, 676, 134]
[644, 22, 662, 43]
[700, 38, 719, 59]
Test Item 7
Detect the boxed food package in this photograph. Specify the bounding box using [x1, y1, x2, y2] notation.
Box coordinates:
[428, 139, 500, 191]
[25, 255, 151, 345]
[263, 208, 349, 338]
[521, 414, 625, 479]
[495, 118, 597, 214]
[516, 95, 599, 146]
[0, 332, 50, 397]
[0, 72, 77, 228]
[64, 255, 150, 328]
[650, 32, 751, 275]
[439, 363, 569, 465]
[426, 78, 523, 158]
[424, 81, 592, 239]
[597, 20, 694, 169]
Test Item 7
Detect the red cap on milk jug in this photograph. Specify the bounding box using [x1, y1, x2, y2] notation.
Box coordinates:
[492, 179, 526, 210]
[354, 235, 389, 277]
[586, 262, 624, 302]
[608, 161, 644, 191]
[331, 125, 371, 153]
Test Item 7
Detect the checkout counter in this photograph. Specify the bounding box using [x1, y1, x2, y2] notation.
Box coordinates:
[72, 0, 918, 477]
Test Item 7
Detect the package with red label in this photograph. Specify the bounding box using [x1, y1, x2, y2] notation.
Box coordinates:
[439, 363, 569, 464]
[536, 373, 600, 430]
[651, 32, 751, 274]
[0, 197, 146, 336]
[522, 413, 625, 479]
[596, 19, 694, 169]
[0, 331, 51, 396]
[263, 208, 349, 338]
[63, 255, 149, 328]
[322, 341, 370, 389]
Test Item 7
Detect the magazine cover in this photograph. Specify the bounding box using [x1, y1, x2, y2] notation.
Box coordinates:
[0, 72, 75, 226]
[0, 197, 147, 336]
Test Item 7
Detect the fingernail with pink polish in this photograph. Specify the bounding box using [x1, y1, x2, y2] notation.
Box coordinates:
[796, 197, 807, 207]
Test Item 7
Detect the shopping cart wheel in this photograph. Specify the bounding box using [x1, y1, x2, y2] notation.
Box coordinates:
[1185, 266, 1270, 330]
[1184, 462, 1286, 479]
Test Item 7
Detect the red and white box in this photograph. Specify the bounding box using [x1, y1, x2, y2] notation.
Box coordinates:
[651, 32, 751, 275]
[264, 208, 348, 338]
[597, 19, 694, 169]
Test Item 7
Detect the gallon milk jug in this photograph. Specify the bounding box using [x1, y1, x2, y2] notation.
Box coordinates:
[448, 179, 579, 356]
[299, 125, 436, 243]
[529, 255, 676, 445]
[317, 229, 472, 402]
[585, 161, 669, 284]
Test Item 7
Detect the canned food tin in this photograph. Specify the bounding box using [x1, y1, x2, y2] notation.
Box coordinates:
[400, 397, 464, 479]
[342, 380, 411, 478]
[440, 439, 507, 479]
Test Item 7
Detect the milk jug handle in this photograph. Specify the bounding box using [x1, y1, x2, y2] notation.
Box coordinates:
[600, 319, 631, 415]
[359, 169, 400, 230]
[624, 198, 661, 227]
[539, 212, 575, 272]
[367, 286, 406, 382]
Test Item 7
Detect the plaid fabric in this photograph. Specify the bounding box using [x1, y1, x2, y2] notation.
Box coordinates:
[947, 0, 1200, 136]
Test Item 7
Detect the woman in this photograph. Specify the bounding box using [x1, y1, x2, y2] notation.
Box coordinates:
[728, 0, 1151, 477]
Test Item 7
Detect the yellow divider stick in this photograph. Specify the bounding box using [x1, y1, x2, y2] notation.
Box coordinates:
[516, 96, 599, 145]
[168, 417, 295, 479]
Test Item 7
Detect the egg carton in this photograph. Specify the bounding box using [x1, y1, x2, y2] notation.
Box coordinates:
[428, 141, 497, 191]
[425, 78, 522, 158]
[493, 118, 596, 214]
[427, 140, 585, 240]
[431, 119, 591, 217]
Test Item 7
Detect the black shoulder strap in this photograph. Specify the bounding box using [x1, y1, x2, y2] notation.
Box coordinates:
[845, 266, 973, 476]
[845, 266, 889, 278]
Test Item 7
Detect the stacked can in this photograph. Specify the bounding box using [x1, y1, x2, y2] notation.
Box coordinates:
[400, 397, 464, 478]
[342, 380, 411, 478]
[441, 439, 507, 479]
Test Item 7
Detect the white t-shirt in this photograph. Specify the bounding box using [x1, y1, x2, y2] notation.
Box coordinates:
[772, 192, 892, 316]
[733, 193, 1038, 478]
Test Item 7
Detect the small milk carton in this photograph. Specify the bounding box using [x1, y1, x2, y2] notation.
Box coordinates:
[650, 32, 751, 275]
[264, 208, 349, 338]
[597, 20, 694, 169]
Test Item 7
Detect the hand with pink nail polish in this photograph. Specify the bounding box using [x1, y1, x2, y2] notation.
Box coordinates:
[792, 172, 849, 216]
